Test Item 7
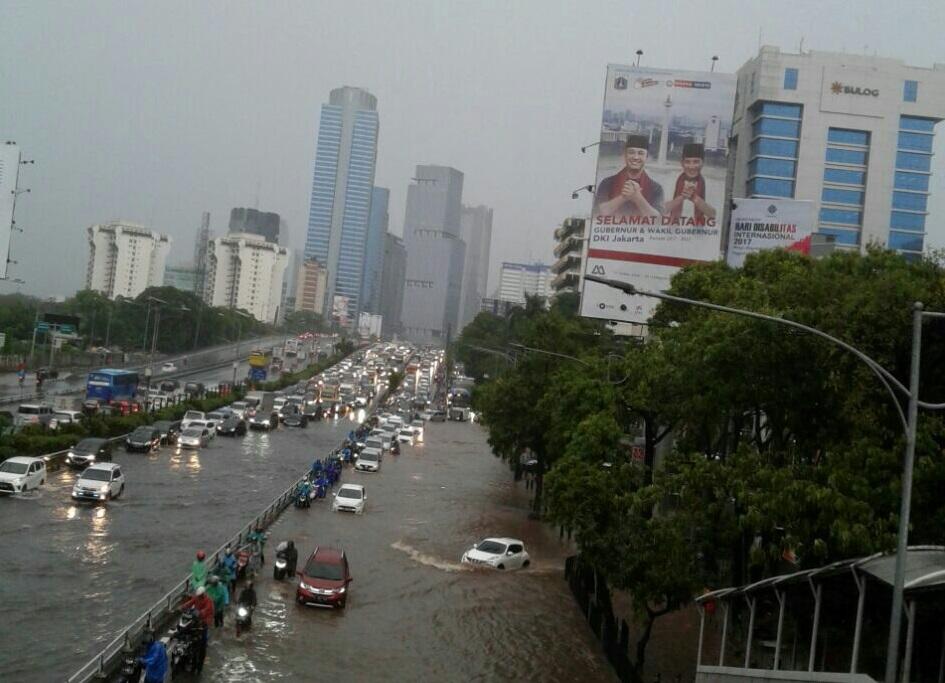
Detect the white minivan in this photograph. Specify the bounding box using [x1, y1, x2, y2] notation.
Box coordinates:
[72, 463, 125, 502]
[0, 457, 47, 494]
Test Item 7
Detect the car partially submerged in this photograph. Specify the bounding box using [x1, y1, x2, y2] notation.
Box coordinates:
[461, 538, 530, 570]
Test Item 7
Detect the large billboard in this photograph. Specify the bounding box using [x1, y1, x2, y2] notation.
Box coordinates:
[0, 144, 21, 281]
[726, 198, 816, 268]
[580, 66, 736, 323]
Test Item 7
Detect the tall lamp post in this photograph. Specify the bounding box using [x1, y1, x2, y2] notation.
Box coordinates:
[584, 274, 945, 683]
[219, 310, 252, 387]
[144, 297, 189, 410]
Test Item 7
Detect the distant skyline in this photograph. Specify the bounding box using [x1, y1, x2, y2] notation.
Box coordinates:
[2, 1, 945, 297]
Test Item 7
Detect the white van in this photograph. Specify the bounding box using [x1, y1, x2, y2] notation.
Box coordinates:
[365, 436, 386, 452]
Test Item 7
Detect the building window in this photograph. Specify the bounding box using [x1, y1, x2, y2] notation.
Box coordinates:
[896, 151, 932, 173]
[892, 191, 928, 212]
[824, 168, 866, 185]
[826, 148, 868, 165]
[894, 171, 930, 192]
[822, 188, 865, 205]
[783, 68, 798, 90]
[754, 118, 801, 138]
[820, 127, 869, 246]
[748, 177, 794, 198]
[747, 102, 802, 200]
[890, 211, 926, 231]
[818, 227, 860, 246]
[903, 80, 918, 103]
[827, 128, 870, 146]
[898, 131, 934, 152]
[751, 138, 799, 158]
[749, 157, 796, 178]
[889, 231, 924, 251]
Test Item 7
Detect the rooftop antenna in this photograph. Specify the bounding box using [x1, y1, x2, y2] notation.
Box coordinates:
[799, 37, 805, 53]
[711, 55, 719, 72]
[635, 49, 643, 66]
[255, 179, 261, 209]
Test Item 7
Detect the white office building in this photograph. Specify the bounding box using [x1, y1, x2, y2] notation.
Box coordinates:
[86, 221, 170, 299]
[497, 262, 553, 305]
[728, 46, 945, 259]
[204, 232, 289, 323]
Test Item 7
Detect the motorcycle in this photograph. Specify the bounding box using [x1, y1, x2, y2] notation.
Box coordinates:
[235, 603, 253, 637]
[273, 540, 298, 580]
[115, 640, 148, 683]
[294, 486, 312, 509]
[391, 441, 401, 456]
[168, 609, 203, 676]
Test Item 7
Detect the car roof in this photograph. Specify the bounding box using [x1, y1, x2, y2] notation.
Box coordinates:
[6, 456, 44, 464]
[85, 462, 120, 471]
[339, 483, 364, 492]
[482, 537, 524, 545]
[310, 546, 345, 563]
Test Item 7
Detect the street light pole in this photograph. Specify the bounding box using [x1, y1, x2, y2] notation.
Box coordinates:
[584, 274, 945, 683]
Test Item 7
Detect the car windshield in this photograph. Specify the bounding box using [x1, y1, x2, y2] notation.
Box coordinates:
[231, 402, 247, 409]
[304, 559, 344, 581]
[184, 411, 202, 419]
[360, 452, 378, 462]
[207, 413, 223, 420]
[74, 439, 102, 454]
[476, 541, 507, 555]
[131, 428, 154, 438]
[400, 430, 412, 436]
[189, 421, 207, 428]
[153, 422, 170, 430]
[182, 429, 202, 437]
[81, 469, 112, 482]
[0, 461, 29, 475]
[338, 488, 362, 499]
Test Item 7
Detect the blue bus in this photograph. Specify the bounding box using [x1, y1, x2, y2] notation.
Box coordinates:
[86, 369, 140, 403]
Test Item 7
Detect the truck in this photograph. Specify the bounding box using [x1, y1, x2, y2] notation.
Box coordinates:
[248, 349, 269, 369]
[320, 383, 339, 402]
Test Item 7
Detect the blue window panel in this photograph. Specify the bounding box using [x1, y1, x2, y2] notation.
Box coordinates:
[903, 80, 918, 103]
[749, 177, 794, 197]
[892, 191, 928, 212]
[820, 208, 862, 225]
[757, 102, 802, 118]
[822, 188, 865, 205]
[889, 231, 924, 251]
[749, 157, 796, 178]
[754, 118, 801, 138]
[894, 172, 930, 192]
[896, 151, 932, 172]
[898, 131, 934, 152]
[826, 148, 868, 165]
[824, 168, 866, 185]
[827, 128, 870, 146]
[900, 116, 935, 132]
[891, 211, 926, 231]
[819, 227, 860, 246]
[751, 138, 799, 158]
[784, 68, 798, 90]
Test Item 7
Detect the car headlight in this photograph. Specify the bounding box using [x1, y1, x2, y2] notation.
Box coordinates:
[99, 492, 107, 500]
[334, 587, 345, 594]
[237, 606, 249, 618]
[300, 580, 314, 591]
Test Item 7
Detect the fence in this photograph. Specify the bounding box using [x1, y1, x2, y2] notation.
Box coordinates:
[565, 555, 639, 683]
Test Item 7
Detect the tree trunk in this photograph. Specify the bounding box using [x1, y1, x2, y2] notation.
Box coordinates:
[634, 606, 671, 676]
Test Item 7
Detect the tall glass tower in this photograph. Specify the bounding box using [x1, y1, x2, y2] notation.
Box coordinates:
[304, 86, 379, 325]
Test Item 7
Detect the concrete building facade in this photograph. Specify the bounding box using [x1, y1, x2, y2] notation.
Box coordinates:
[295, 257, 328, 316]
[203, 232, 288, 323]
[86, 221, 170, 300]
[379, 232, 406, 338]
[550, 217, 586, 294]
[228, 207, 281, 244]
[497, 262, 553, 305]
[303, 86, 380, 326]
[729, 46, 945, 259]
[400, 165, 466, 344]
[362, 187, 389, 314]
[458, 204, 493, 331]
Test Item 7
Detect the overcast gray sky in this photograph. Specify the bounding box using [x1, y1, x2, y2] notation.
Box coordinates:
[2, 0, 945, 298]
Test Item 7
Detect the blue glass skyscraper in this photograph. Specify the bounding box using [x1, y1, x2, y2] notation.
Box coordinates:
[362, 186, 389, 314]
[304, 87, 379, 325]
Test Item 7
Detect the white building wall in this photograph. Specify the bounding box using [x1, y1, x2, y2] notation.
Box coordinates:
[86, 222, 171, 299]
[204, 233, 288, 323]
[497, 262, 553, 305]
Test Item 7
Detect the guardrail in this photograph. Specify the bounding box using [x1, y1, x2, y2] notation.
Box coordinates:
[66, 470, 307, 683]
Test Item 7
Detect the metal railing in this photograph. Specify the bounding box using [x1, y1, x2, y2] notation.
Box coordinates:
[65, 466, 310, 683]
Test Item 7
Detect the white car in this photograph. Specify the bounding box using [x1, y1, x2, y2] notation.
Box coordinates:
[397, 428, 414, 444]
[355, 449, 381, 472]
[461, 538, 530, 570]
[332, 483, 366, 514]
[0, 456, 47, 494]
[228, 401, 250, 419]
[72, 463, 125, 502]
[181, 410, 205, 431]
[178, 428, 210, 449]
[410, 420, 425, 442]
[49, 410, 83, 430]
[186, 420, 216, 439]
[161, 362, 178, 373]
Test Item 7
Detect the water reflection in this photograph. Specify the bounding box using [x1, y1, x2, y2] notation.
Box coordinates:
[84, 505, 114, 565]
[66, 506, 78, 520]
[186, 451, 202, 472]
[169, 449, 184, 472]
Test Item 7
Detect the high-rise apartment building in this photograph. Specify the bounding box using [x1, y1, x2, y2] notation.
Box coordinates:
[401, 166, 466, 344]
[295, 257, 328, 316]
[229, 208, 281, 244]
[86, 221, 171, 300]
[193, 211, 211, 300]
[304, 86, 380, 326]
[550, 217, 586, 294]
[379, 233, 406, 338]
[203, 232, 288, 323]
[362, 187, 389, 314]
[458, 205, 493, 331]
[497, 262, 553, 305]
[728, 46, 945, 260]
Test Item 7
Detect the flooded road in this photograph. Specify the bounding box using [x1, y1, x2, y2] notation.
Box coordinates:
[201, 420, 614, 682]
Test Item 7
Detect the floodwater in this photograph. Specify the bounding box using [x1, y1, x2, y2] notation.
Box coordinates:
[0, 412, 613, 682]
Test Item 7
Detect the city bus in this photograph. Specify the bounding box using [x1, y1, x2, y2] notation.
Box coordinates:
[86, 369, 140, 404]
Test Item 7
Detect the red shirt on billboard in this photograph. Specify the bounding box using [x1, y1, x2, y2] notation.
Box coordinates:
[663, 143, 716, 225]
[595, 135, 664, 218]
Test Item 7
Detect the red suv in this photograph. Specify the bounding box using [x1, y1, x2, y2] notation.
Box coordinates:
[296, 546, 352, 609]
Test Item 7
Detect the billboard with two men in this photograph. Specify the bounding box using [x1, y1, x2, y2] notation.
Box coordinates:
[580, 65, 736, 324]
